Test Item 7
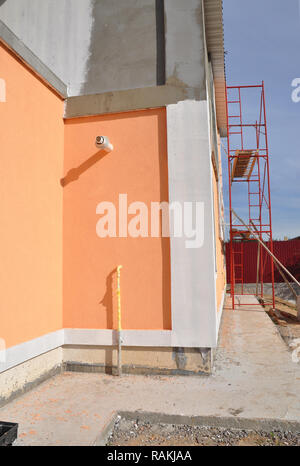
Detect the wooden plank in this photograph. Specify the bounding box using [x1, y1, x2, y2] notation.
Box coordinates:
[231, 155, 239, 181]
[232, 150, 254, 180]
[247, 155, 257, 180]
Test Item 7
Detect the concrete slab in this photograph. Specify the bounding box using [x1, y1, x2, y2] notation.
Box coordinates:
[231, 294, 265, 311]
[0, 295, 299, 446]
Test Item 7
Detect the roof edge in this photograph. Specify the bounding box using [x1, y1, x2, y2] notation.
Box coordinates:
[0, 20, 68, 99]
[203, 0, 227, 137]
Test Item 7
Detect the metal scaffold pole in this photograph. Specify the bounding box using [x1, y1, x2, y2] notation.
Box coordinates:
[226, 83, 275, 308]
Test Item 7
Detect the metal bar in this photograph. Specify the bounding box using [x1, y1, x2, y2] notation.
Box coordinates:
[228, 124, 266, 127]
[232, 179, 260, 183]
[251, 222, 298, 299]
[227, 85, 263, 89]
[226, 85, 235, 309]
[256, 241, 261, 296]
[262, 82, 275, 308]
[239, 87, 244, 151]
[237, 303, 267, 306]
[230, 149, 267, 153]
[226, 83, 276, 306]
[226, 88, 234, 305]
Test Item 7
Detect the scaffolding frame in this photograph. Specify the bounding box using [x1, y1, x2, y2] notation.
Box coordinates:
[226, 82, 275, 309]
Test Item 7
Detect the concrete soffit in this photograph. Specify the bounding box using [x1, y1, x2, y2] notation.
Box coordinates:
[64, 85, 203, 119]
[203, 0, 227, 137]
[65, 2, 227, 125]
[0, 20, 68, 99]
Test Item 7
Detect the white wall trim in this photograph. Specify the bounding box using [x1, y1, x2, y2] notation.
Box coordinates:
[0, 329, 64, 374]
[64, 328, 206, 349]
[216, 287, 226, 335]
[64, 329, 173, 348]
[1, 327, 218, 375]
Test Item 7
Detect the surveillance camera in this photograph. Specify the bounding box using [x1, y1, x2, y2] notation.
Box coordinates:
[95, 136, 105, 146]
[95, 135, 113, 152]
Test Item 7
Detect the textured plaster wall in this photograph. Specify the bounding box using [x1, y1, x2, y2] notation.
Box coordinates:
[0, 0, 206, 99]
[0, 0, 158, 96]
[0, 43, 64, 349]
[63, 108, 171, 331]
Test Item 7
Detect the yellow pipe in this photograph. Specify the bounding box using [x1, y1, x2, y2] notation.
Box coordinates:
[117, 265, 122, 376]
[117, 265, 122, 331]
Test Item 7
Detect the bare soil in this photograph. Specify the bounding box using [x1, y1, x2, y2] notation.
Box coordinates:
[107, 418, 300, 446]
[107, 296, 300, 447]
[261, 295, 300, 348]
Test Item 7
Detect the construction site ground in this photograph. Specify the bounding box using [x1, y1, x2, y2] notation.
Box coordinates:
[107, 417, 300, 446]
[262, 294, 300, 348]
[0, 294, 299, 446]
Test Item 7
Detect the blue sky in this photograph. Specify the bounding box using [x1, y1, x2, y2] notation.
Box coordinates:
[222, 0, 300, 239]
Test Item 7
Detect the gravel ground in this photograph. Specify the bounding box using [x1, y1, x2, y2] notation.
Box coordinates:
[107, 417, 300, 446]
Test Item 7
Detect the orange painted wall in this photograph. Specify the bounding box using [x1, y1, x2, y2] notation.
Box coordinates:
[0, 44, 64, 348]
[63, 109, 171, 330]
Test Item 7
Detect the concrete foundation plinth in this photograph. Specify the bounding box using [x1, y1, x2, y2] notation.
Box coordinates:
[63, 345, 213, 377]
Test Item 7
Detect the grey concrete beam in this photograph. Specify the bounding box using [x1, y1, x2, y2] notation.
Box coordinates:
[0, 20, 67, 98]
[64, 85, 202, 119]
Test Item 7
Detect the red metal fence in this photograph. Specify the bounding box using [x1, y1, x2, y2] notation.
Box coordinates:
[225, 240, 300, 283]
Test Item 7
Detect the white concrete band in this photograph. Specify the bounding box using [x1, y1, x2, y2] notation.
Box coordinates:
[64, 329, 173, 347]
[0, 313, 228, 376]
[0, 330, 64, 374]
[166, 100, 218, 349]
[216, 288, 226, 335]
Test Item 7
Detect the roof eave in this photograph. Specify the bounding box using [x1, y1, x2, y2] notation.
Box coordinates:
[0, 20, 68, 99]
[203, 0, 227, 137]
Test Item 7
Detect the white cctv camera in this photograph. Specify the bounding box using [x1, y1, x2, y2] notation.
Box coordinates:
[95, 135, 113, 152]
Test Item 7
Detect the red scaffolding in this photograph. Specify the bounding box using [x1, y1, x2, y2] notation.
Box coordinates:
[226, 82, 275, 309]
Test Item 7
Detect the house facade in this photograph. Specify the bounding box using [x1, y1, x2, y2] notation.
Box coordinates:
[0, 0, 226, 403]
